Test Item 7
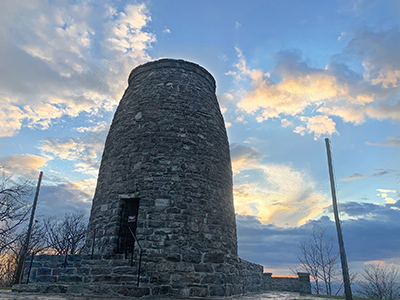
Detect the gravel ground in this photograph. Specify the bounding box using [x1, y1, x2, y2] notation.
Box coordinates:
[0, 290, 333, 300]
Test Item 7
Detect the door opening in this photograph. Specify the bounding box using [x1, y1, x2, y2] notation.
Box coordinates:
[117, 197, 140, 255]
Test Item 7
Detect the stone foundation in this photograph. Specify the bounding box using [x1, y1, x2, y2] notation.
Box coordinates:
[14, 253, 270, 297]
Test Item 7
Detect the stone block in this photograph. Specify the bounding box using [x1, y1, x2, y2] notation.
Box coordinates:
[58, 275, 83, 283]
[112, 266, 137, 275]
[210, 285, 226, 296]
[159, 285, 172, 295]
[182, 252, 201, 263]
[171, 273, 200, 284]
[203, 252, 225, 263]
[200, 274, 216, 284]
[115, 286, 150, 297]
[166, 253, 181, 262]
[36, 275, 57, 283]
[52, 268, 75, 275]
[194, 264, 213, 273]
[37, 268, 52, 276]
[189, 285, 208, 297]
[91, 275, 119, 284]
[77, 267, 90, 274]
[43, 284, 68, 293]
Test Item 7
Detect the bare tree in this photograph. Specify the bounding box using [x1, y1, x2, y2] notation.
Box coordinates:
[358, 262, 400, 300]
[0, 253, 17, 287]
[43, 211, 87, 255]
[0, 219, 46, 287]
[296, 225, 339, 295]
[0, 169, 33, 254]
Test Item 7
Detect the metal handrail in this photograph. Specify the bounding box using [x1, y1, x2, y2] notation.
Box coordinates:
[128, 227, 143, 287]
[23, 226, 144, 286]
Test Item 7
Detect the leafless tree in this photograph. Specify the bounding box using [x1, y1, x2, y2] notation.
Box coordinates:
[0, 169, 33, 254]
[43, 211, 87, 255]
[0, 219, 46, 287]
[0, 253, 17, 287]
[296, 225, 339, 295]
[358, 262, 400, 300]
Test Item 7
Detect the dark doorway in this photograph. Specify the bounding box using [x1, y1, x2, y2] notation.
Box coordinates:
[117, 197, 140, 255]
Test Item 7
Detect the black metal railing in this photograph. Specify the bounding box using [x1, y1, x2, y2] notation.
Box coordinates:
[23, 226, 143, 286]
[128, 227, 143, 287]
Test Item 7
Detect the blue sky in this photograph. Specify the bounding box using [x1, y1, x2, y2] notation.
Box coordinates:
[0, 0, 399, 275]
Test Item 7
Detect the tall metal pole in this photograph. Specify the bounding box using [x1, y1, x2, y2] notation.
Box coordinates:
[325, 138, 352, 300]
[14, 171, 43, 284]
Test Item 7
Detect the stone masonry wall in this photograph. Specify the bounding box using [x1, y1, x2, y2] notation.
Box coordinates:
[15, 253, 265, 297]
[86, 59, 237, 257]
[263, 273, 311, 294]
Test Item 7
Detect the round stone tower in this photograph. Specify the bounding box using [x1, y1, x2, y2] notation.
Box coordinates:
[86, 59, 237, 257]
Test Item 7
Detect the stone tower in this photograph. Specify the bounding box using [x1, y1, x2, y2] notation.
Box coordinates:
[14, 59, 310, 298]
[86, 59, 237, 257]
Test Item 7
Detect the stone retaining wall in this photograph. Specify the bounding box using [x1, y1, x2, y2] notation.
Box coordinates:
[263, 273, 310, 294]
[15, 253, 267, 297]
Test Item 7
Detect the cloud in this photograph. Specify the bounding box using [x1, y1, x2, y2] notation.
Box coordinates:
[342, 169, 393, 181]
[162, 26, 171, 34]
[74, 121, 109, 133]
[230, 143, 264, 173]
[0, 154, 47, 178]
[366, 135, 400, 147]
[228, 28, 400, 138]
[376, 189, 397, 204]
[237, 200, 400, 273]
[0, 1, 155, 137]
[344, 28, 400, 88]
[294, 115, 338, 140]
[36, 181, 93, 218]
[38, 136, 105, 176]
[281, 118, 292, 128]
[230, 144, 328, 227]
[342, 172, 366, 181]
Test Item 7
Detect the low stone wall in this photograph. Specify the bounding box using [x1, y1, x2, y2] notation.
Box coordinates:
[263, 273, 311, 294]
[14, 253, 266, 297]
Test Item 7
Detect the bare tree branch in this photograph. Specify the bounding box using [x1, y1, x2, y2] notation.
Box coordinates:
[358, 262, 400, 300]
[296, 225, 340, 295]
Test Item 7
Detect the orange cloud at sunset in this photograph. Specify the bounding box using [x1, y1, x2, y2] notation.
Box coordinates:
[0, 154, 47, 178]
[230, 144, 328, 227]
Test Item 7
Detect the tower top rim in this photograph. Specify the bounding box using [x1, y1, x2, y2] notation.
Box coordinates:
[128, 59, 216, 89]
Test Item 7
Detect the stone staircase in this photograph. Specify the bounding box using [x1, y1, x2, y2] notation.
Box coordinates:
[14, 254, 151, 297]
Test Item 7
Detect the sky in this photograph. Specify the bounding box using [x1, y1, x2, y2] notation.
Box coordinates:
[0, 0, 399, 276]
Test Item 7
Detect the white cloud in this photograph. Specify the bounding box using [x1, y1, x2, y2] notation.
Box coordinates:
[228, 34, 400, 138]
[377, 189, 397, 204]
[298, 115, 338, 140]
[0, 1, 155, 137]
[281, 118, 292, 128]
[74, 121, 109, 133]
[162, 26, 171, 34]
[38, 136, 104, 176]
